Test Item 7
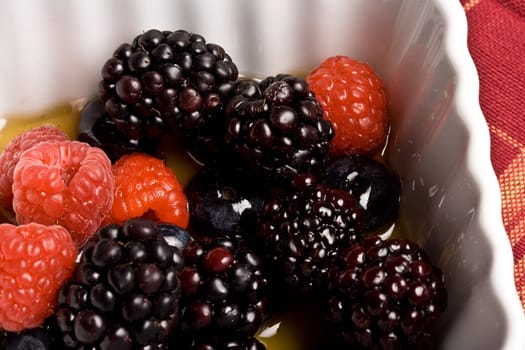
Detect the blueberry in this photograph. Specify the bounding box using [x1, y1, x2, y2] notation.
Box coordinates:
[320, 155, 401, 232]
[157, 224, 194, 251]
[3, 326, 54, 350]
[185, 158, 268, 239]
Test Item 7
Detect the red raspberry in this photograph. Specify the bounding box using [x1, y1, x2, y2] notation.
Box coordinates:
[108, 153, 189, 228]
[12, 140, 114, 246]
[0, 222, 78, 331]
[0, 125, 69, 213]
[306, 55, 388, 155]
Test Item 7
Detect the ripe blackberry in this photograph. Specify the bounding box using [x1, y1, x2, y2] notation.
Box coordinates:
[327, 235, 447, 349]
[78, 97, 159, 163]
[321, 155, 401, 232]
[177, 237, 269, 344]
[54, 218, 184, 349]
[97, 29, 239, 162]
[257, 174, 365, 294]
[224, 75, 334, 183]
[185, 157, 268, 240]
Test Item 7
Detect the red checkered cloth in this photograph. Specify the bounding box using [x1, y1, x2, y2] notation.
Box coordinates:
[460, 0, 525, 309]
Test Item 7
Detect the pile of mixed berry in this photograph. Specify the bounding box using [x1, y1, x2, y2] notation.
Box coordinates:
[0, 29, 447, 350]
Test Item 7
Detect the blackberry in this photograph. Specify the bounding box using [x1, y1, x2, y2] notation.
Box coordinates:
[54, 218, 184, 349]
[327, 235, 447, 349]
[257, 174, 365, 294]
[185, 157, 268, 240]
[78, 97, 158, 163]
[321, 155, 401, 232]
[97, 29, 239, 162]
[177, 237, 269, 345]
[224, 75, 334, 183]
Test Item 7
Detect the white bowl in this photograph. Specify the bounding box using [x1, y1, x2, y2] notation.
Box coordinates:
[1, 0, 525, 349]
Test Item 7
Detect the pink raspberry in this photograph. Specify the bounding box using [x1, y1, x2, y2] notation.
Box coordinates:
[0, 222, 78, 331]
[0, 125, 69, 213]
[12, 140, 114, 246]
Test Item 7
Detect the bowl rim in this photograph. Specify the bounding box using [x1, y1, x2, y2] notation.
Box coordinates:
[0, 0, 524, 348]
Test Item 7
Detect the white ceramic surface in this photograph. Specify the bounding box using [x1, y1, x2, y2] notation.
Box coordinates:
[1, 0, 525, 349]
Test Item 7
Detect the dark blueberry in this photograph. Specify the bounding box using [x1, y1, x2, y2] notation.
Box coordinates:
[185, 158, 268, 241]
[3, 327, 53, 350]
[157, 223, 194, 251]
[321, 155, 401, 232]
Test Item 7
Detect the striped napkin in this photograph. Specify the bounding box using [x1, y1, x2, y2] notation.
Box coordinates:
[460, 0, 525, 309]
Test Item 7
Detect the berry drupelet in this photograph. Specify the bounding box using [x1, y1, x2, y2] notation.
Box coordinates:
[326, 235, 447, 350]
[176, 237, 269, 346]
[257, 174, 365, 294]
[224, 75, 334, 184]
[95, 29, 239, 162]
[54, 218, 184, 349]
